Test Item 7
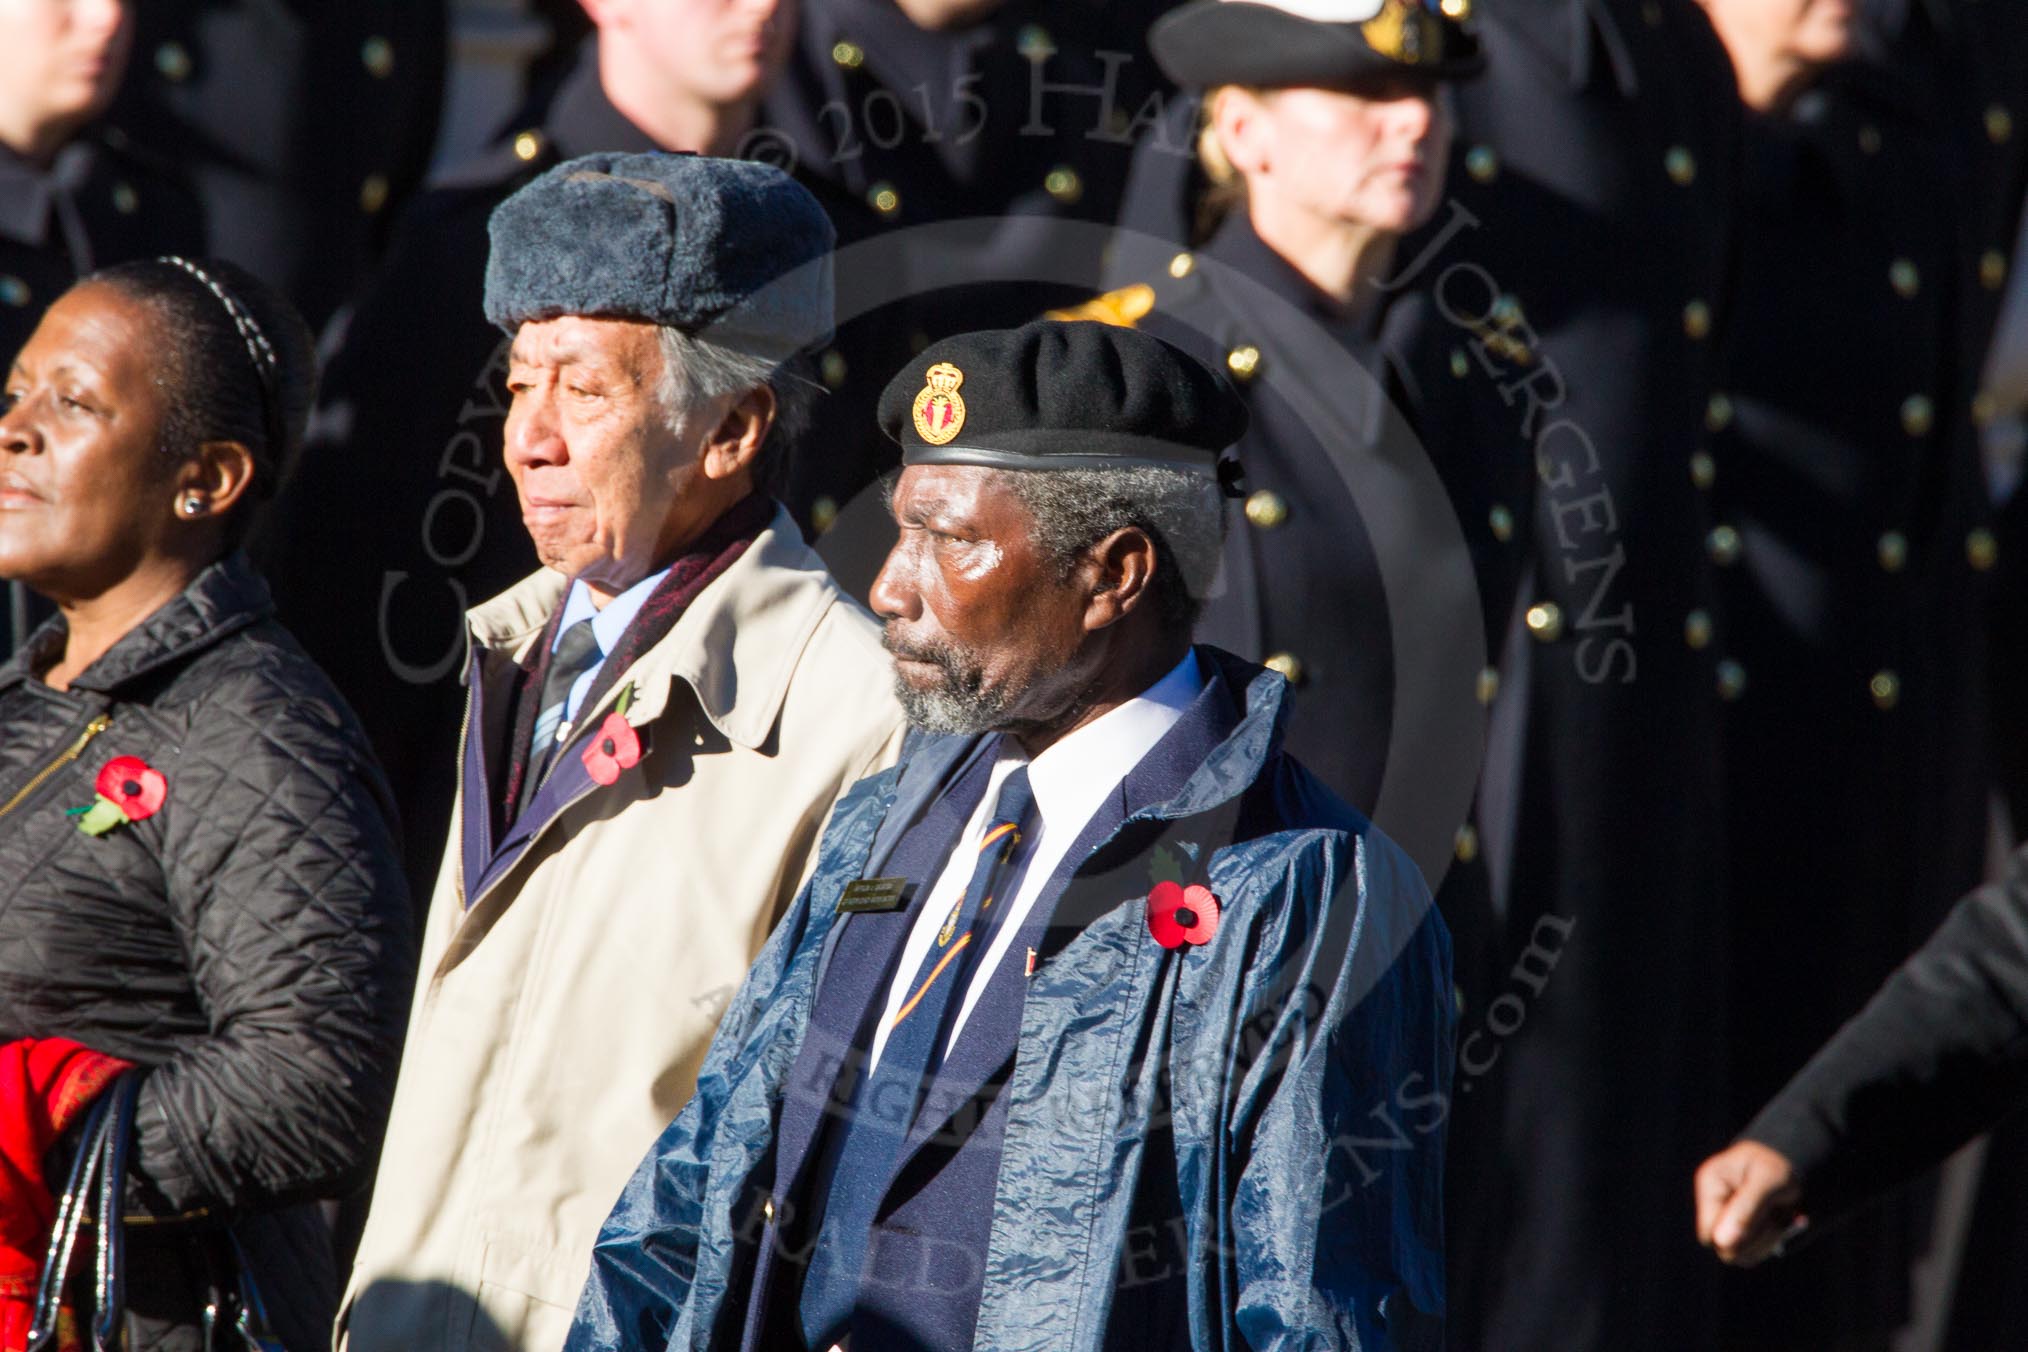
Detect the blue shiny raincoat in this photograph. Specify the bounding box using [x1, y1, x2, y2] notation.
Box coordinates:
[566, 651, 1452, 1350]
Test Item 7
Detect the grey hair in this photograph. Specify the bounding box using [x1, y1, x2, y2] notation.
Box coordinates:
[1002, 465, 1227, 636]
[654, 326, 816, 492]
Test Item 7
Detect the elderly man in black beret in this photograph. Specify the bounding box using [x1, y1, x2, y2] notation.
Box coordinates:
[340, 152, 904, 1352]
[566, 319, 1454, 1352]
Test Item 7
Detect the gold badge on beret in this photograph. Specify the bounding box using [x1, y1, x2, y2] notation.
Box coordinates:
[911, 362, 968, 445]
[1362, 0, 1441, 64]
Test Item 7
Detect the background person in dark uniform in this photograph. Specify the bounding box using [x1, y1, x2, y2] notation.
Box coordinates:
[1888, 0, 2028, 890]
[1694, 1, 1994, 1344]
[525, 0, 595, 114]
[260, 3, 799, 898]
[762, 0, 1179, 535]
[1052, 0, 1518, 891]
[1400, 2, 1747, 1348]
[1693, 838, 2028, 1301]
[0, 0, 203, 660]
[1849, 6, 2028, 1342]
[106, 0, 446, 333]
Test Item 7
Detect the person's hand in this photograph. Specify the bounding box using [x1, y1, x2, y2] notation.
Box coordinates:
[1694, 1140, 1806, 1266]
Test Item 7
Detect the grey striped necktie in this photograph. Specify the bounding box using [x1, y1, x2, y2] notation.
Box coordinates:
[529, 616, 601, 782]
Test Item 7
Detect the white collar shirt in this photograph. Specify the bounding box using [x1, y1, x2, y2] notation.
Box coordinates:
[867, 650, 1207, 1071]
[550, 566, 671, 733]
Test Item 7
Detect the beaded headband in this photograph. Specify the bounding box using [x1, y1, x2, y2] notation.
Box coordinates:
[158, 256, 285, 461]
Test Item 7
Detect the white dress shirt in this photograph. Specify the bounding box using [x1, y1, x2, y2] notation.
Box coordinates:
[867, 650, 1207, 1071]
[549, 566, 671, 736]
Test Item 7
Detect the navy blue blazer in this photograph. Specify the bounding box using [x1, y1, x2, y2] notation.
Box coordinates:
[744, 659, 1239, 1351]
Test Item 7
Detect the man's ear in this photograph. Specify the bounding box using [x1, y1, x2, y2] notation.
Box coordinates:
[173, 439, 258, 521]
[1080, 525, 1161, 634]
[698, 385, 777, 484]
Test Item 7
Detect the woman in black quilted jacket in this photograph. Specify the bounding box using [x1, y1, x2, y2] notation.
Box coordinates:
[0, 257, 414, 1351]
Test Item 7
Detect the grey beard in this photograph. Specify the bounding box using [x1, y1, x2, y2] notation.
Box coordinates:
[892, 670, 1013, 735]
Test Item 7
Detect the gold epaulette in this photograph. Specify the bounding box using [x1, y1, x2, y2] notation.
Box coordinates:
[1046, 282, 1156, 329]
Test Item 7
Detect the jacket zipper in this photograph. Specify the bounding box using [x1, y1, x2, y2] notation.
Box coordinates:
[0, 713, 112, 822]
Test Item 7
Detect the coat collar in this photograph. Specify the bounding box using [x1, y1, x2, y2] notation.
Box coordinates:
[1485, 0, 1639, 97]
[548, 37, 664, 162]
[883, 661, 1250, 1167]
[1202, 213, 1388, 345]
[0, 551, 272, 695]
[1145, 646, 1290, 819]
[775, 648, 1278, 1218]
[0, 137, 98, 248]
[463, 504, 843, 750]
[0, 140, 54, 247]
[875, 645, 1290, 867]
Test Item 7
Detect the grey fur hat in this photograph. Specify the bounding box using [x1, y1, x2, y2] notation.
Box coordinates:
[482, 151, 836, 360]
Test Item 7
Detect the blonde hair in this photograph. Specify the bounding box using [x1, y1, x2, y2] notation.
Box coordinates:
[1194, 86, 1252, 241]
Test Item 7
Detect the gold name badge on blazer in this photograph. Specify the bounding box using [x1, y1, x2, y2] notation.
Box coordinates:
[911, 362, 967, 444]
[838, 876, 910, 913]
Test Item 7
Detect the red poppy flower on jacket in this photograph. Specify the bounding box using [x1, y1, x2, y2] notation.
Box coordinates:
[94, 757, 166, 822]
[581, 712, 642, 786]
[1148, 880, 1221, 949]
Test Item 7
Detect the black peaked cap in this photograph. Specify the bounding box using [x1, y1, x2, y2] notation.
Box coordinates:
[877, 320, 1249, 475]
[1151, 0, 1484, 90]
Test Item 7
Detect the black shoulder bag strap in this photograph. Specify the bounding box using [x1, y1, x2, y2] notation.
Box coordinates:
[27, 1069, 141, 1352]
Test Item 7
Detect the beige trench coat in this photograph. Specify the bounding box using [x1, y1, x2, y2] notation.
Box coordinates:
[340, 509, 903, 1352]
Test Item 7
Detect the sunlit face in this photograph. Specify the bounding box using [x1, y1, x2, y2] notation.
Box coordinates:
[1222, 79, 1452, 235]
[0, 0, 131, 150]
[889, 0, 1005, 30]
[504, 314, 729, 594]
[595, 0, 796, 106]
[1699, 0, 1856, 75]
[0, 283, 178, 598]
[869, 465, 1096, 735]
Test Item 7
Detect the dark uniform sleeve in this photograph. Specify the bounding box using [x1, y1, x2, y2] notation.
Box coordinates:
[1744, 842, 2028, 1217]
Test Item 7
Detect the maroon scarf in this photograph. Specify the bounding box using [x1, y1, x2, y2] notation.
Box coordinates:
[496, 494, 774, 828]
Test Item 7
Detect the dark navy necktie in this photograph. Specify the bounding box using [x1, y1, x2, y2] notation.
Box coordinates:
[528, 616, 600, 784]
[799, 762, 1039, 1348]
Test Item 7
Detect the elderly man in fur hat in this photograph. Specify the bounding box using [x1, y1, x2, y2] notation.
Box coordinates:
[341, 152, 903, 1352]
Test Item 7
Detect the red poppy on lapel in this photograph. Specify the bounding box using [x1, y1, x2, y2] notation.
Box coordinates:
[581, 712, 642, 786]
[96, 757, 166, 820]
[69, 756, 168, 836]
[1148, 880, 1220, 949]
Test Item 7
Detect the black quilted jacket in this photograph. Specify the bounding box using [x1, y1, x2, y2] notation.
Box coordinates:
[0, 554, 414, 1351]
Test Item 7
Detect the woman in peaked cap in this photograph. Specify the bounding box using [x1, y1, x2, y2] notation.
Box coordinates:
[1056, 0, 1524, 881]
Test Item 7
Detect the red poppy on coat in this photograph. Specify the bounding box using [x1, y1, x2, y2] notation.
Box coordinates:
[94, 756, 166, 821]
[1148, 880, 1220, 949]
[581, 712, 642, 786]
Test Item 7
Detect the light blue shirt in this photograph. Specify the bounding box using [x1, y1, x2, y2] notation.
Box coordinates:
[549, 567, 671, 734]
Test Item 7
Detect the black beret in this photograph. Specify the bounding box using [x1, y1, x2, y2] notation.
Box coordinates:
[483, 151, 835, 361]
[877, 321, 1249, 479]
[1151, 0, 1483, 90]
